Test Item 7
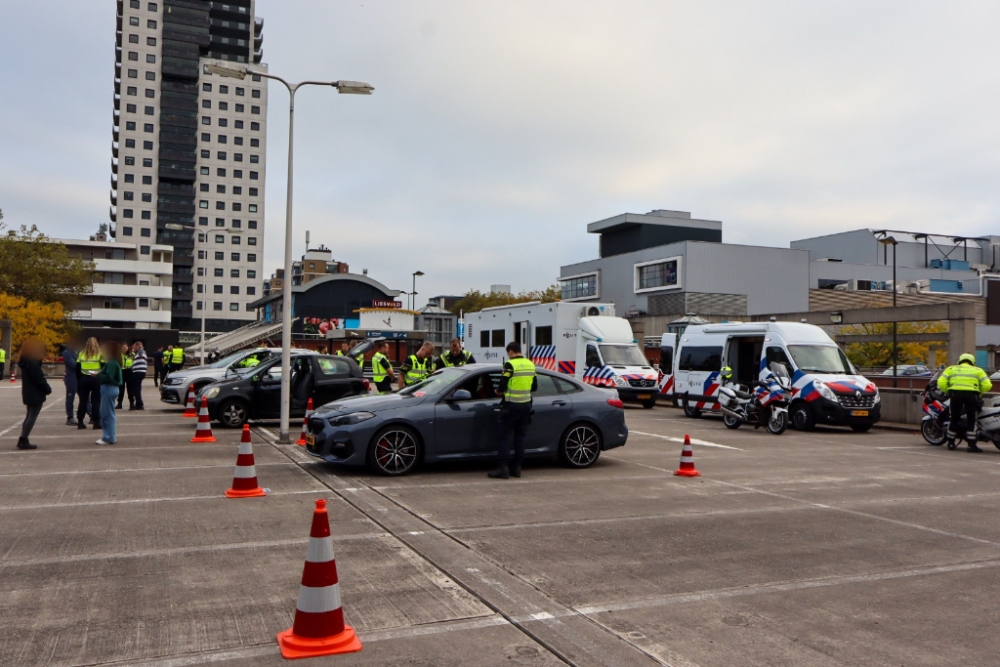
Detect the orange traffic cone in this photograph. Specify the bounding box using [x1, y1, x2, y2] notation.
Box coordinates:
[673, 435, 701, 477]
[191, 396, 217, 443]
[277, 499, 362, 659]
[182, 384, 197, 418]
[9, 368, 15, 383]
[296, 398, 314, 447]
[226, 425, 266, 498]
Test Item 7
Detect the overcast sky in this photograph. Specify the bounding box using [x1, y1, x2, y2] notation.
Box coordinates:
[2, 1, 1000, 300]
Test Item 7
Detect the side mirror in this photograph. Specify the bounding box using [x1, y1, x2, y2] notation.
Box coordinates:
[252, 375, 260, 382]
[449, 389, 472, 401]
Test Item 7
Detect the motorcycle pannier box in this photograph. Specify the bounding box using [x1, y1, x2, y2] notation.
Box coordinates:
[979, 407, 1000, 431]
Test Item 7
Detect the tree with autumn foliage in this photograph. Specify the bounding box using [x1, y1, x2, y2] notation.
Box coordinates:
[450, 285, 562, 314]
[838, 320, 950, 368]
[0, 294, 77, 360]
[0, 211, 94, 308]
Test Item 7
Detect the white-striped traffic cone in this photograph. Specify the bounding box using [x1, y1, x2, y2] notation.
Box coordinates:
[276, 499, 362, 659]
[295, 397, 314, 447]
[225, 424, 266, 498]
[673, 435, 701, 477]
[182, 383, 197, 417]
[191, 396, 216, 443]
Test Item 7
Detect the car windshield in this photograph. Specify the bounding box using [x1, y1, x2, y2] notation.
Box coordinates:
[208, 351, 247, 369]
[787, 345, 854, 375]
[398, 368, 466, 397]
[599, 345, 648, 366]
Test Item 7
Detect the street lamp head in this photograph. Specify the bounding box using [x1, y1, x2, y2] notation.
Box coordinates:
[205, 63, 248, 79]
[334, 80, 374, 95]
[413, 270, 425, 277]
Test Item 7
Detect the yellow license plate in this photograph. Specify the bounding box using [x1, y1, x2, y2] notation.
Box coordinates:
[851, 410, 869, 417]
[305, 434, 315, 446]
[638, 394, 652, 400]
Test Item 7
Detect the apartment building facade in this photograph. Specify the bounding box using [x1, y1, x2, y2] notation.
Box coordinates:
[111, 0, 267, 333]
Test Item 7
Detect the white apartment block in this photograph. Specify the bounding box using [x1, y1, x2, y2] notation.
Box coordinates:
[111, 0, 266, 333]
[60, 227, 175, 329]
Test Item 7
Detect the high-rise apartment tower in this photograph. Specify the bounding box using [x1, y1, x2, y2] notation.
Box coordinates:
[111, 0, 267, 332]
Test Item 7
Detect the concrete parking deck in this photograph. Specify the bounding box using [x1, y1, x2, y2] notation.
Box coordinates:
[3, 381, 1000, 666]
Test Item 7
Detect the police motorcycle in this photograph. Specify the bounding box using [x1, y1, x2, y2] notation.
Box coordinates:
[921, 369, 1000, 449]
[718, 363, 791, 435]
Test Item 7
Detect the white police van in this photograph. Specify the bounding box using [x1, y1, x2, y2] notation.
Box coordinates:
[464, 301, 659, 407]
[659, 321, 880, 431]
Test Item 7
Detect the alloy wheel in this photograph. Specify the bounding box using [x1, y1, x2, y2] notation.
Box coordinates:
[562, 424, 601, 468]
[372, 429, 419, 475]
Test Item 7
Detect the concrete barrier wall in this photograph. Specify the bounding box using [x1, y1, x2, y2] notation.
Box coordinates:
[878, 387, 999, 425]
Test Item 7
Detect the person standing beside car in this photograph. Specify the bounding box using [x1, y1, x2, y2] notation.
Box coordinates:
[436, 338, 476, 370]
[399, 341, 435, 390]
[938, 353, 992, 452]
[489, 342, 537, 480]
[370, 341, 396, 394]
[76, 337, 103, 431]
[152, 345, 165, 387]
[96, 341, 124, 446]
[15, 337, 52, 450]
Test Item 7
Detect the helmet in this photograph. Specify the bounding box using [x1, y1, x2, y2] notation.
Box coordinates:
[720, 366, 733, 379]
[959, 353, 976, 365]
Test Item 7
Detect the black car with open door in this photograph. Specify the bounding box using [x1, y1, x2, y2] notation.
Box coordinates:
[198, 354, 368, 427]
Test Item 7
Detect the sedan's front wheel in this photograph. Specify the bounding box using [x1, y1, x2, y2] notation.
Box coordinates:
[368, 426, 421, 476]
[217, 399, 248, 428]
[559, 423, 602, 468]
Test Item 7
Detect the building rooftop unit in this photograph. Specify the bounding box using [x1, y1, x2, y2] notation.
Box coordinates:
[588, 209, 722, 258]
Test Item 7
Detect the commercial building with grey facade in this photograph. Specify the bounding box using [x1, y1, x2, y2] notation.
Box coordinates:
[111, 0, 267, 333]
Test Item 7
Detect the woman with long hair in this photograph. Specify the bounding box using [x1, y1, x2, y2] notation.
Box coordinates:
[76, 337, 103, 431]
[96, 340, 123, 445]
[16, 337, 52, 450]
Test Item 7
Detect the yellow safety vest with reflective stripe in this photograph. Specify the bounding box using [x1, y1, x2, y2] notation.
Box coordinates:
[504, 357, 536, 404]
[336, 350, 344, 356]
[440, 349, 472, 367]
[938, 363, 992, 394]
[124, 353, 134, 370]
[404, 354, 431, 386]
[79, 353, 103, 373]
[0, 348, 5, 363]
[371, 352, 390, 383]
[171, 348, 184, 364]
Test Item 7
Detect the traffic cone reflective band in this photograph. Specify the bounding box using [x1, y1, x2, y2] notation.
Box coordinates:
[296, 398, 314, 447]
[674, 435, 701, 477]
[277, 499, 362, 659]
[182, 384, 197, 418]
[226, 425, 266, 498]
[191, 396, 217, 443]
[9, 369, 15, 383]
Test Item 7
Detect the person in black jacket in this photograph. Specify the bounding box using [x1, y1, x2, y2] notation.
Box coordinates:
[16, 337, 52, 450]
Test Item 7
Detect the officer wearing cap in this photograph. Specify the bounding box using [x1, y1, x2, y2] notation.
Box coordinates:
[937, 353, 992, 452]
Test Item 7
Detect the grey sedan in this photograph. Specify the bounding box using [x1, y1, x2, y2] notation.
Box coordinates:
[304, 364, 629, 475]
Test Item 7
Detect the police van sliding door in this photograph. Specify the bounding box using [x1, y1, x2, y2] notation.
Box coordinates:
[724, 336, 765, 389]
[514, 322, 531, 355]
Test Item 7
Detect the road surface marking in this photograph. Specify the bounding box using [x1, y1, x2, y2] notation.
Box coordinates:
[631, 430, 742, 450]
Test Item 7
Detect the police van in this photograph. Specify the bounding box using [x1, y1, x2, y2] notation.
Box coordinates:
[463, 301, 660, 407]
[659, 321, 880, 431]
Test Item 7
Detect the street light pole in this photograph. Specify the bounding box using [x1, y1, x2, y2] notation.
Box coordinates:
[879, 235, 899, 388]
[412, 271, 424, 311]
[206, 64, 373, 442]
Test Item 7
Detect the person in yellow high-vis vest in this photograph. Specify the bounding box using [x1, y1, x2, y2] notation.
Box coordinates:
[76, 337, 104, 430]
[370, 341, 397, 394]
[398, 341, 435, 390]
[0, 344, 6, 381]
[117, 343, 133, 410]
[489, 342, 537, 480]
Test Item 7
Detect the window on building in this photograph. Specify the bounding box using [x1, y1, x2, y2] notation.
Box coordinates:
[130, 0, 139, 7]
[140, 245, 150, 255]
[233, 169, 242, 178]
[147, 19, 157, 28]
[218, 101, 228, 111]
[198, 216, 208, 225]
[250, 138, 259, 148]
[123, 209, 134, 218]
[232, 186, 242, 195]
[129, 34, 139, 43]
[141, 193, 151, 202]
[250, 106, 260, 114]
[122, 226, 133, 236]
[217, 135, 227, 144]
[199, 183, 209, 192]
[146, 36, 156, 46]
[213, 268, 224, 277]
[247, 269, 256, 278]
[213, 285, 223, 293]
[216, 184, 226, 193]
[247, 237, 257, 246]
[126, 120, 136, 130]
[252, 74, 261, 82]
[249, 154, 259, 163]
[248, 187, 258, 196]
[128, 51, 139, 61]
[217, 151, 227, 160]
[196, 301, 203, 310]
[232, 203, 241, 212]
[219, 85, 229, 94]
[145, 71, 155, 81]
[142, 175, 151, 184]
[248, 204, 257, 213]
[196, 284, 204, 292]
[141, 211, 151, 220]
[200, 149, 210, 158]
[250, 121, 260, 131]
[215, 201, 225, 210]
[233, 153, 243, 162]
[231, 253, 240, 261]
[251, 89, 261, 98]
[199, 200, 208, 208]
[126, 86, 137, 96]
[233, 136, 243, 146]
[146, 54, 156, 63]
[142, 158, 152, 167]
[230, 285, 239, 294]
[214, 251, 224, 260]
[635, 258, 680, 291]
[124, 157, 135, 165]
[215, 218, 225, 227]
[218, 118, 228, 127]
[202, 116, 211, 125]
[124, 174, 135, 183]
[144, 105, 154, 115]
[148, 2, 157, 10]
[560, 273, 598, 300]
[126, 103, 137, 113]
[214, 302, 222, 311]
[249, 171, 258, 179]
[247, 254, 256, 262]
[214, 235, 225, 243]
[230, 303, 240, 311]
[126, 138, 136, 148]
[247, 286, 256, 295]
[105, 297, 125, 309]
[200, 133, 211, 142]
[138, 298, 149, 308]
[123, 191, 134, 201]
[141, 228, 151, 237]
[130, 16, 139, 25]
[203, 83, 212, 92]
[231, 236, 241, 245]
[235, 87, 245, 96]
[143, 123, 154, 133]
[128, 68, 138, 78]
[198, 233, 207, 242]
[234, 120, 244, 129]
[234, 103, 244, 113]
[231, 219, 241, 228]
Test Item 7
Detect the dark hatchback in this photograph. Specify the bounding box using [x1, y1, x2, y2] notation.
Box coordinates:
[199, 354, 368, 427]
[304, 364, 629, 475]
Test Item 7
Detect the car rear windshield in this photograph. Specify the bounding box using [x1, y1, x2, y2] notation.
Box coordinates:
[787, 345, 854, 374]
[599, 345, 648, 366]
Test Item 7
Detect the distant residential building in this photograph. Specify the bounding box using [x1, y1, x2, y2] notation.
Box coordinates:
[416, 303, 458, 349]
[263, 246, 349, 296]
[110, 0, 268, 332]
[59, 225, 174, 329]
[490, 284, 512, 295]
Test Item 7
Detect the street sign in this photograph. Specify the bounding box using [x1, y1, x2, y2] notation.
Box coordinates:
[365, 331, 409, 339]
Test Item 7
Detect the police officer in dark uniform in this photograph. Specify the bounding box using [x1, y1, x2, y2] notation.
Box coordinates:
[436, 337, 476, 370]
[489, 342, 537, 479]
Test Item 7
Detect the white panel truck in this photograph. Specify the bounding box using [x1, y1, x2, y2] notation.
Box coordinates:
[657, 321, 880, 432]
[463, 301, 660, 408]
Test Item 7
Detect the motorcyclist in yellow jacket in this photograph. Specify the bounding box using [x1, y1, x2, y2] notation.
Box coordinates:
[937, 353, 992, 452]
